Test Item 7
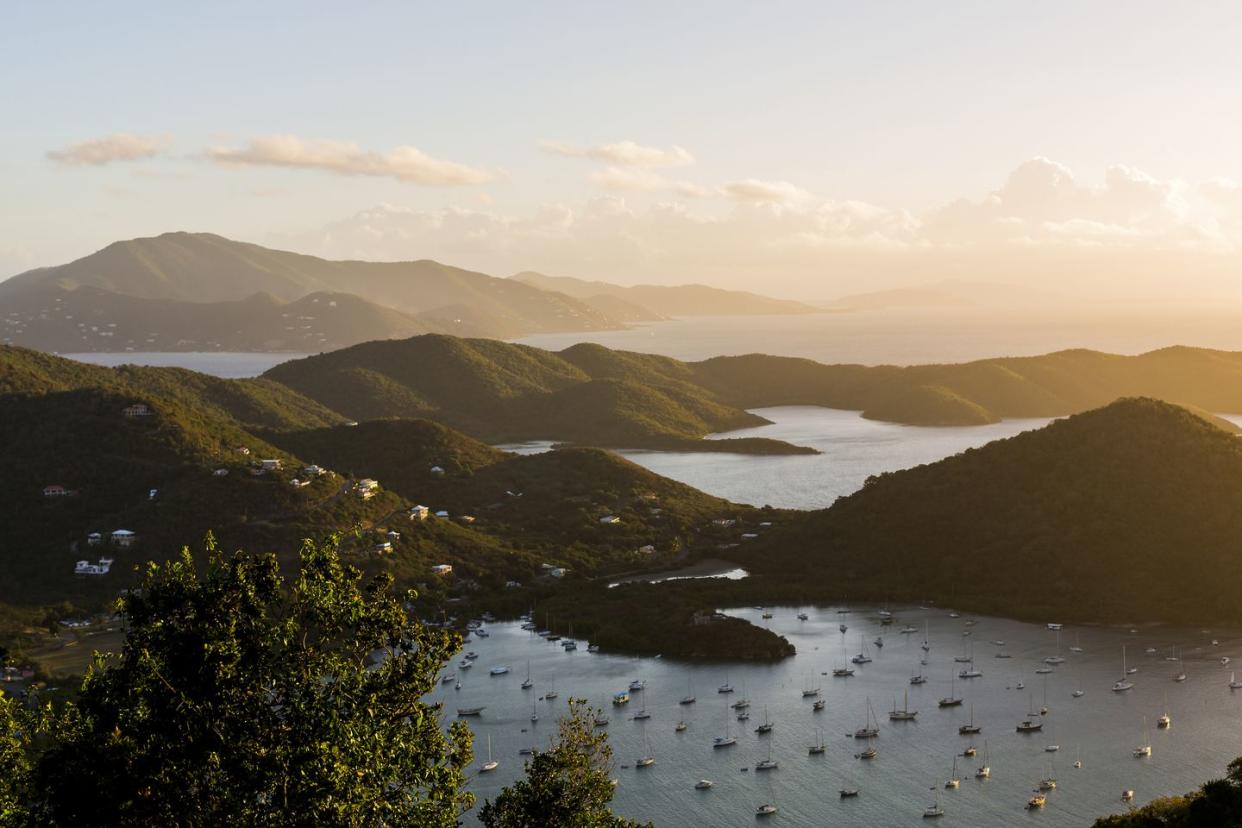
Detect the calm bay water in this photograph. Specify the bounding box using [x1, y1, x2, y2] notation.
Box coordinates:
[440, 609, 1242, 827]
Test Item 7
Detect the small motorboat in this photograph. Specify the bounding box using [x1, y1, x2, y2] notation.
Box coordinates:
[840, 788, 860, 798]
[1122, 790, 1135, 802]
[695, 779, 714, 790]
[755, 804, 778, 816]
[675, 721, 687, 732]
[1027, 793, 1047, 809]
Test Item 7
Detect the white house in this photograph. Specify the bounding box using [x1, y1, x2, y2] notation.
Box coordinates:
[741, 533, 759, 540]
[431, 564, 453, 576]
[86, 532, 103, 546]
[356, 479, 380, 499]
[435, 510, 450, 518]
[711, 518, 737, 528]
[42, 484, 68, 497]
[458, 515, 476, 525]
[409, 505, 430, 521]
[599, 515, 621, 525]
[548, 567, 567, 578]
[373, 541, 393, 554]
[122, 403, 152, 418]
[430, 465, 446, 476]
[303, 465, 324, 477]
[637, 544, 656, 556]
[75, 557, 114, 576]
[260, 459, 283, 472]
[110, 530, 137, 548]
[213, 468, 229, 477]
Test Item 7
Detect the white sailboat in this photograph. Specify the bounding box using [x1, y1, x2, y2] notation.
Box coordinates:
[635, 732, 655, 767]
[808, 727, 826, 755]
[853, 697, 881, 739]
[521, 659, 533, 690]
[889, 689, 917, 721]
[755, 705, 773, 734]
[851, 633, 872, 665]
[713, 702, 736, 748]
[923, 786, 945, 818]
[1133, 717, 1152, 758]
[975, 741, 991, 778]
[480, 734, 498, 772]
[938, 673, 963, 707]
[1043, 628, 1066, 665]
[945, 755, 961, 789]
[958, 705, 980, 735]
[680, 678, 696, 705]
[1112, 645, 1135, 692]
[1230, 671, 1242, 690]
[1173, 647, 1187, 682]
[755, 740, 778, 770]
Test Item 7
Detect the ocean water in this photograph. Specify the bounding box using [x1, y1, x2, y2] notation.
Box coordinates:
[439, 610, 1242, 827]
[617, 407, 1054, 510]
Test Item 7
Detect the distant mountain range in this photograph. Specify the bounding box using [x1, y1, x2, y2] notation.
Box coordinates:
[0, 233, 815, 353]
[511, 271, 820, 316]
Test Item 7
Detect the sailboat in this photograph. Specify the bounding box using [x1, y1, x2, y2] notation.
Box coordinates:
[718, 673, 733, 693]
[635, 729, 655, 769]
[802, 674, 821, 697]
[675, 720, 688, 732]
[1173, 648, 1187, 682]
[855, 735, 877, 760]
[813, 697, 826, 711]
[1038, 759, 1057, 790]
[713, 702, 736, 748]
[755, 740, 778, 770]
[544, 679, 559, 700]
[1073, 747, 1083, 769]
[922, 620, 931, 652]
[1017, 694, 1043, 732]
[889, 689, 917, 721]
[732, 681, 751, 710]
[923, 787, 945, 818]
[1133, 717, 1152, 758]
[1157, 693, 1171, 729]
[755, 706, 773, 734]
[808, 727, 826, 755]
[480, 734, 498, 772]
[945, 755, 961, 789]
[938, 673, 963, 707]
[755, 804, 778, 816]
[530, 697, 539, 723]
[975, 741, 991, 778]
[958, 705, 981, 735]
[521, 660, 533, 690]
[1230, 671, 1242, 690]
[954, 637, 972, 663]
[1069, 632, 1084, 653]
[1112, 646, 1135, 692]
[834, 635, 856, 676]
[853, 697, 881, 739]
[680, 679, 696, 705]
[631, 701, 651, 721]
[1043, 628, 1066, 665]
[1040, 673, 1050, 715]
[851, 633, 872, 665]
[910, 665, 928, 685]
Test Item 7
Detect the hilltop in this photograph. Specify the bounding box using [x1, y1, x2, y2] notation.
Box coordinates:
[512, 271, 819, 316]
[264, 335, 815, 454]
[746, 398, 1242, 625]
[1, 232, 624, 348]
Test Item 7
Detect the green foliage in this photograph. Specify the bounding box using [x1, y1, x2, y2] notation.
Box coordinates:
[480, 699, 650, 828]
[1093, 757, 1242, 827]
[748, 398, 1242, 625]
[23, 537, 474, 827]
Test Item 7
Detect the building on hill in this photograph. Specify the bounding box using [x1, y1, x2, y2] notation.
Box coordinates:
[213, 468, 229, 477]
[86, 532, 103, 546]
[458, 515, 476, 525]
[260, 459, 283, 472]
[712, 518, 737, 528]
[75, 557, 114, 576]
[122, 403, 152, 418]
[303, 464, 324, 477]
[431, 564, 453, 576]
[435, 510, 449, 518]
[110, 529, 137, 547]
[599, 515, 621, 525]
[356, 478, 380, 499]
[42, 484, 68, 497]
[430, 465, 445, 476]
[637, 544, 656, 556]
[409, 505, 430, 521]
[372, 541, 393, 555]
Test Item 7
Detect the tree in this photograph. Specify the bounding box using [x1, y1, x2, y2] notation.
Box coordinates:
[25, 536, 474, 827]
[1, 690, 35, 827]
[479, 698, 650, 828]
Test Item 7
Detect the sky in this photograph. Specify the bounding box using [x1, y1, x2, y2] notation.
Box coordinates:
[5, 1, 1242, 302]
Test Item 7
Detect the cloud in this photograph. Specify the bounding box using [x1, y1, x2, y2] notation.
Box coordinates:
[720, 179, 813, 205]
[541, 140, 694, 167]
[47, 133, 171, 166]
[206, 135, 491, 186]
[589, 166, 711, 198]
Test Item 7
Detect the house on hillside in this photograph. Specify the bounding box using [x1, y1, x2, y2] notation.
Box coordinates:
[75, 557, 114, 576]
[122, 403, 152, 418]
[409, 505, 430, 521]
[431, 564, 453, 576]
[712, 518, 737, 528]
[42, 484, 68, 497]
[213, 468, 229, 477]
[356, 479, 380, 499]
[110, 529, 137, 547]
[458, 515, 476, 525]
[260, 459, 283, 472]
[599, 515, 621, 525]
[435, 510, 449, 518]
[637, 544, 656, 556]
[430, 465, 445, 476]
[86, 532, 103, 546]
[303, 465, 324, 477]
[372, 541, 393, 555]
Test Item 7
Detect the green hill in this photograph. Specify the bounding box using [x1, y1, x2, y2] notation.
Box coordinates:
[264, 335, 809, 453]
[749, 398, 1242, 625]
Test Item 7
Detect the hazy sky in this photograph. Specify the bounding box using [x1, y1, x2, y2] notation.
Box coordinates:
[6, 2, 1242, 301]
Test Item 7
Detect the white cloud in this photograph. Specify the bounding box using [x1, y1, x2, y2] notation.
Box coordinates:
[47, 133, 171, 166]
[589, 166, 712, 198]
[207, 135, 491, 186]
[541, 140, 695, 167]
[720, 179, 813, 205]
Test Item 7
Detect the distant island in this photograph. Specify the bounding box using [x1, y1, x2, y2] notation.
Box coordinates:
[0, 232, 815, 353]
